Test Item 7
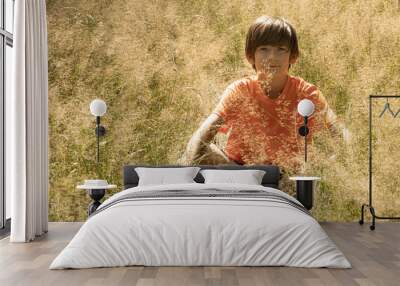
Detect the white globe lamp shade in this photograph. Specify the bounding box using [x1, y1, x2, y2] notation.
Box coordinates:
[90, 99, 107, 117]
[297, 99, 315, 117]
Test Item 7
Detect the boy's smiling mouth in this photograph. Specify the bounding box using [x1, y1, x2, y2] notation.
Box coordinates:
[265, 64, 280, 68]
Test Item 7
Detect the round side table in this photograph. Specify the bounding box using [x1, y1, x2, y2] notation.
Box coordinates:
[289, 176, 321, 210]
[77, 183, 117, 215]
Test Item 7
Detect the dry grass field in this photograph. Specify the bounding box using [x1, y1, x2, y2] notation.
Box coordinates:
[46, 0, 400, 221]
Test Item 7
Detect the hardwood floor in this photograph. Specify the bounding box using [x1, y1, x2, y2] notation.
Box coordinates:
[0, 222, 399, 286]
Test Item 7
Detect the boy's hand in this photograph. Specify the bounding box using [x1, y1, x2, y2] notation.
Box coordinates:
[343, 128, 352, 145]
[180, 143, 236, 165]
[328, 154, 337, 161]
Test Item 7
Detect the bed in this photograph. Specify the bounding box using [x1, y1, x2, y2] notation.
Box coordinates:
[50, 165, 351, 269]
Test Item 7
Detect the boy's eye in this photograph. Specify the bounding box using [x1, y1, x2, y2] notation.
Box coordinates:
[259, 46, 287, 52]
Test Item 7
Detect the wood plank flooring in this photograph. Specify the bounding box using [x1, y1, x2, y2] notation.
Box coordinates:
[0, 222, 399, 286]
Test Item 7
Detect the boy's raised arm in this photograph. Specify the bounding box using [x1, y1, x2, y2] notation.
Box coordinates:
[180, 113, 232, 165]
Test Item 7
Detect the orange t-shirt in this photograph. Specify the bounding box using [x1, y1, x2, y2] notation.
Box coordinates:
[213, 75, 335, 169]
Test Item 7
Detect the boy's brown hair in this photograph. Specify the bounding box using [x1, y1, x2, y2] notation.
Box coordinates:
[245, 16, 299, 70]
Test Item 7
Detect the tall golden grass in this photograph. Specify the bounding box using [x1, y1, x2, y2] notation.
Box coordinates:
[47, 0, 400, 221]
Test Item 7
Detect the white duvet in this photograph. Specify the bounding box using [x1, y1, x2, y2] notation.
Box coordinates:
[50, 183, 351, 269]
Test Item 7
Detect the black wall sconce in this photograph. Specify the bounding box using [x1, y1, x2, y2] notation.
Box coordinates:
[297, 99, 315, 163]
[90, 99, 107, 164]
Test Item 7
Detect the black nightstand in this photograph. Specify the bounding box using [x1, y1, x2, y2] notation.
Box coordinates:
[289, 176, 321, 210]
[77, 182, 117, 215]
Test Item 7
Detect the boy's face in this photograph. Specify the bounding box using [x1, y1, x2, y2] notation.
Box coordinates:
[248, 44, 297, 77]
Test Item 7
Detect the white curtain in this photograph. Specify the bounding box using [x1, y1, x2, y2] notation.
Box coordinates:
[9, 0, 49, 242]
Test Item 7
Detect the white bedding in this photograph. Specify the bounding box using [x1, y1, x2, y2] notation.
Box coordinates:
[50, 183, 351, 269]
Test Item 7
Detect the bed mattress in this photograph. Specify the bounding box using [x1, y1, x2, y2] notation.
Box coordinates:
[50, 183, 351, 269]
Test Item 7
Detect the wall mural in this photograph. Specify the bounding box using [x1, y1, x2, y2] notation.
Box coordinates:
[47, 0, 400, 221]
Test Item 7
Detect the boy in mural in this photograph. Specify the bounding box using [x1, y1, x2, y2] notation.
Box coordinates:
[182, 16, 350, 171]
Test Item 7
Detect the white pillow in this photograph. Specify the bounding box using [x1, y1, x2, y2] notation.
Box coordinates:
[200, 169, 266, 185]
[135, 167, 201, 186]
